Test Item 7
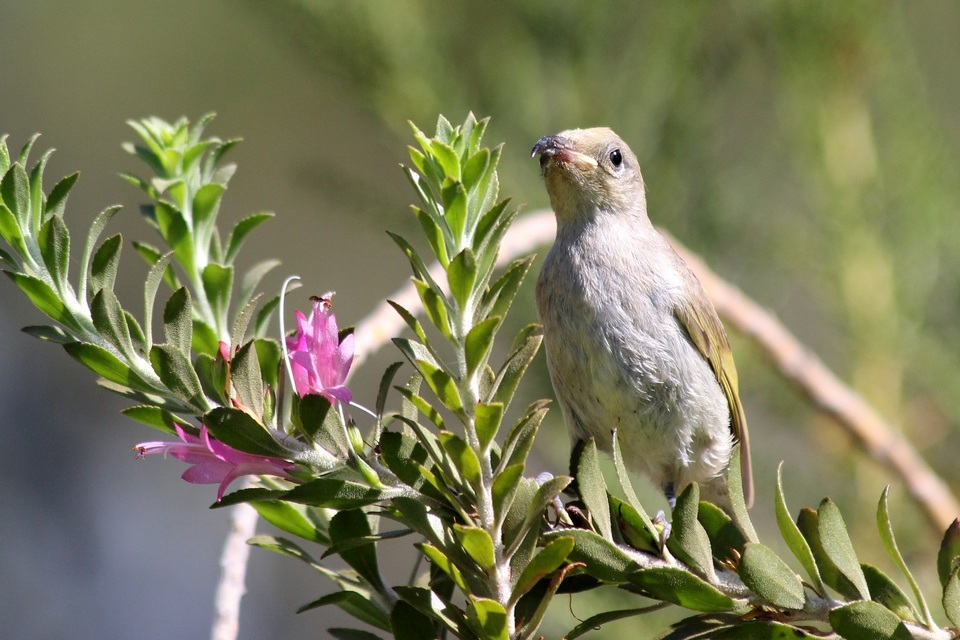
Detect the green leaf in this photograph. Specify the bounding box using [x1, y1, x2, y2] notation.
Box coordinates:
[1, 163, 30, 227]
[577, 438, 612, 541]
[162, 287, 193, 355]
[154, 201, 193, 274]
[413, 279, 452, 340]
[89, 233, 122, 297]
[511, 535, 575, 603]
[298, 393, 349, 457]
[499, 399, 549, 471]
[330, 509, 385, 591]
[0, 202, 26, 256]
[464, 316, 499, 377]
[492, 463, 524, 523]
[727, 444, 757, 543]
[543, 528, 639, 584]
[412, 205, 449, 267]
[284, 478, 395, 510]
[91, 289, 136, 360]
[430, 139, 461, 182]
[828, 600, 912, 640]
[508, 474, 571, 555]
[37, 213, 69, 287]
[416, 359, 463, 415]
[420, 544, 470, 593]
[666, 484, 715, 581]
[232, 340, 265, 419]
[490, 324, 542, 410]
[392, 386, 446, 432]
[462, 148, 490, 192]
[474, 402, 503, 452]
[6, 272, 72, 327]
[938, 518, 960, 590]
[454, 524, 496, 572]
[390, 599, 440, 640]
[150, 343, 208, 412]
[21, 324, 73, 343]
[192, 319, 220, 356]
[876, 486, 934, 627]
[64, 342, 152, 390]
[121, 405, 182, 436]
[862, 563, 919, 623]
[817, 498, 870, 601]
[944, 568, 960, 628]
[611, 429, 658, 543]
[775, 463, 826, 594]
[697, 501, 747, 564]
[226, 212, 270, 264]
[796, 507, 861, 601]
[447, 247, 476, 312]
[203, 406, 286, 457]
[465, 598, 508, 640]
[78, 205, 122, 304]
[628, 567, 737, 612]
[191, 182, 224, 229]
[44, 171, 80, 220]
[738, 542, 805, 610]
[611, 496, 661, 554]
[251, 500, 327, 545]
[201, 262, 233, 322]
[438, 431, 481, 492]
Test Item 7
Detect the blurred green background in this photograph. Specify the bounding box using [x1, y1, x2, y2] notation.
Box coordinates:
[2, 2, 960, 638]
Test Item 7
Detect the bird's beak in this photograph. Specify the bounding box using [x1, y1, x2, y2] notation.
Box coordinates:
[531, 135, 598, 172]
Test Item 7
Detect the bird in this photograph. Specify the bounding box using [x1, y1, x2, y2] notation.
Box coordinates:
[532, 127, 752, 513]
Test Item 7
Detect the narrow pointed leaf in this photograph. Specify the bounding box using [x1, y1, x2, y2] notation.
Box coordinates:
[817, 498, 869, 601]
[577, 438, 612, 541]
[877, 486, 934, 627]
[89, 233, 122, 295]
[776, 463, 826, 593]
[666, 484, 715, 581]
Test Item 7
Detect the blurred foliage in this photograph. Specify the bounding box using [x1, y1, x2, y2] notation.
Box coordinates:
[238, 1, 960, 635]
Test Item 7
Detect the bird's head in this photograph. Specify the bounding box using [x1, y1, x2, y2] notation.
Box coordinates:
[531, 127, 645, 223]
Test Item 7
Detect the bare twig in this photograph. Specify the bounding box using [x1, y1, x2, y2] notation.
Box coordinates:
[211, 495, 258, 640]
[355, 208, 958, 531]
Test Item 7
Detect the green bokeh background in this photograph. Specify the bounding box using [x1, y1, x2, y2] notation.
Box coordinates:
[2, 2, 960, 638]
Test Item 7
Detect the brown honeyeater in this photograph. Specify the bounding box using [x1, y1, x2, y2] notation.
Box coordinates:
[532, 127, 753, 511]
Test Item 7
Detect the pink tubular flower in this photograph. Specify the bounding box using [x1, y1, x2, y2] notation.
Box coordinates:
[135, 424, 296, 501]
[285, 292, 354, 403]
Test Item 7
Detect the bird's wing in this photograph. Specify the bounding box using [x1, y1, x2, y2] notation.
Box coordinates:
[673, 282, 753, 507]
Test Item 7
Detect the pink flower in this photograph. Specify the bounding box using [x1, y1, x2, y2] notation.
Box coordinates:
[135, 424, 296, 501]
[286, 292, 354, 403]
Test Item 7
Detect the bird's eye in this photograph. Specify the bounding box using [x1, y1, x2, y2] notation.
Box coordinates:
[609, 148, 623, 168]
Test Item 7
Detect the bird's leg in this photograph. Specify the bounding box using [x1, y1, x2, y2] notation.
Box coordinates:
[662, 482, 677, 510]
